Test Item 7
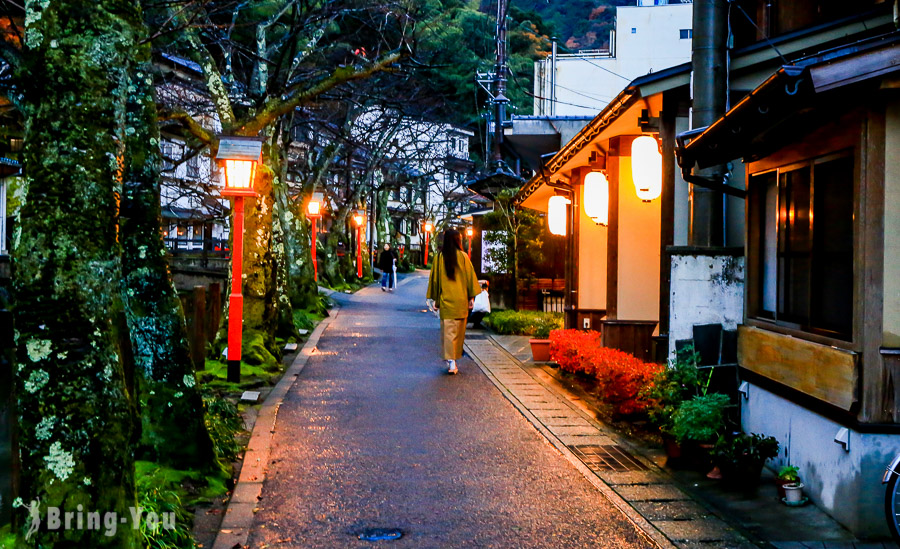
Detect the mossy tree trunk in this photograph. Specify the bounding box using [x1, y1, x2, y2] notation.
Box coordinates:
[13, 0, 141, 545]
[121, 58, 214, 468]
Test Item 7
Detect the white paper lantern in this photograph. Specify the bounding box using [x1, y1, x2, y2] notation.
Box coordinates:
[631, 135, 662, 202]
[548, 195, 570, 236]
[582, 171, 609, 226]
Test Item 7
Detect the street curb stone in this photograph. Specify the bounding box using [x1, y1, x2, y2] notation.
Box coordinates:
[211, 300, 342, 549]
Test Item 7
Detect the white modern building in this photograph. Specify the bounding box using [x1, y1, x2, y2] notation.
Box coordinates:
[533, 1, 693, 117]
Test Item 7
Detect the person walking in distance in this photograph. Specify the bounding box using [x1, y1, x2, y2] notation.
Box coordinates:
[378, 243, 398, 292]
[426, 228, 481, 374]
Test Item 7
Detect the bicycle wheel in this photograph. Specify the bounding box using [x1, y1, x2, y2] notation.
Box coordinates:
[884, 470, 900, 543]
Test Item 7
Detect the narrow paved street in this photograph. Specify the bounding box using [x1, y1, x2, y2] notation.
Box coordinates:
[248, 272, 653, 548]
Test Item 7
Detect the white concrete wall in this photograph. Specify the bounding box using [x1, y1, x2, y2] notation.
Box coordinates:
[534, 3, 692, 117]
[742, 383, 900, 537]
[673, 116, 691, 246]
[668, 254, 745, 357]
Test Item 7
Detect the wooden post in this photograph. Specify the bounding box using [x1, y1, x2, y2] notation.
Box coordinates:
[192, 285, 207, 371]
[207, 282, 221, 344]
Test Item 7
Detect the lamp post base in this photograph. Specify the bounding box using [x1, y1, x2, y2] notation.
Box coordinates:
[227, 359, 241, 383]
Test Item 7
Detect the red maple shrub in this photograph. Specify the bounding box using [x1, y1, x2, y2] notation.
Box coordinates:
[549, 329, 662, 415]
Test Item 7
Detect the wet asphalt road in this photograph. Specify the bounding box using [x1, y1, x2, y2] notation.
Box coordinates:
[248, 272, 653, 549]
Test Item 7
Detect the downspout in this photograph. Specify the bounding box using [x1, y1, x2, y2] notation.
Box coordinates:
[689, 0, 728, 246]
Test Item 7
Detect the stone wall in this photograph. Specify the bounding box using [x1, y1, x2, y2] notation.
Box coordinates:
[667, 250, 745, 359]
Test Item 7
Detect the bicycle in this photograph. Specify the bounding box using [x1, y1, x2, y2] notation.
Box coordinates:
[882, 453, 900, 542]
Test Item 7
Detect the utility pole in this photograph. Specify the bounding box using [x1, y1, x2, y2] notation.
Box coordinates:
[689, 0, 727, 247]
[491, 0, 510, 170]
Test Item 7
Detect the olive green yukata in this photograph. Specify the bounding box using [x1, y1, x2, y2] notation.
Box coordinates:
[426, 249, 482, 360]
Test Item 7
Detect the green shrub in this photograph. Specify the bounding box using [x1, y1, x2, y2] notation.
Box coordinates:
[641, 345, 705, 435]
[484, 310, 563, 338]
[671, 393, 730, 444]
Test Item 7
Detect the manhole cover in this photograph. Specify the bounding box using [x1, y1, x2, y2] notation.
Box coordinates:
[569, 445, 648, 472]
[358, 528, 403, 541]
[467, 334, 487, 339]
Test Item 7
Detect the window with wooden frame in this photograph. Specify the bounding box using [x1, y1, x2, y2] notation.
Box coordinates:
[747, 151, 854, 340]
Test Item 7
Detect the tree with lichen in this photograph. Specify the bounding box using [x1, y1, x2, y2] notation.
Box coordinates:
[11, 0, 142, 545]
[121, 48, 214, 468]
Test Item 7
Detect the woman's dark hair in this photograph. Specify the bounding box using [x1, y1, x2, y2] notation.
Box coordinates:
[441, 229, 463, 281]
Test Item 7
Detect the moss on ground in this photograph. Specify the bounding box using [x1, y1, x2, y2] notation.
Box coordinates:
[135, 461, 230, 507]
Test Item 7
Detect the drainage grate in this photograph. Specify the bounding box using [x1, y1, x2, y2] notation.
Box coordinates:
[569, 445, 648, 472]
[358, 528, 403, 541]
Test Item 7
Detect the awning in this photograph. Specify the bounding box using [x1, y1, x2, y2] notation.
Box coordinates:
[677, 33, 900, 170]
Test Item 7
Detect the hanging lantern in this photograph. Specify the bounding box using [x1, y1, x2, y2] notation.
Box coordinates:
[582, 171, 609, 226]
[547, 195, 570, 236]
[631, 135, 662, 202]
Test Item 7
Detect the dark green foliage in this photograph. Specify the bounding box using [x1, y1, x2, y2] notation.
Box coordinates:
[715, 433, 780, 469]
[201, 392, 245, 464]
[642, 345, 705, 434]
[778, 465, 800, 482]
[671, 393, 731, 444]
[484, 310, 563, 338]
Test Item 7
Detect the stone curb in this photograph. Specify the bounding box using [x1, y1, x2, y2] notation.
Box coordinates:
[464, 337, 679, 549]
[212, 301, 342, 549]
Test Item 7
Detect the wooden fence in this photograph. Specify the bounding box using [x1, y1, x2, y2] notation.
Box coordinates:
[178, 283, 222, 370]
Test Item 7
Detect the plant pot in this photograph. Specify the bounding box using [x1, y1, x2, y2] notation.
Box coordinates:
[529, 338, 551, 362]
[719, 461, 764, 493]
[783, 482, 804, 504]
[776, 477, 800, 499]
[662, 435, 682, 460]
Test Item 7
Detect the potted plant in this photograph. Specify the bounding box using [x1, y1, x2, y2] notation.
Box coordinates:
[671, 392, 730, 468]
[776, 465, 800, 499]
[714, 433, 780, 493]
[783, 481, 806, 505]
[529, 321, 553, 362]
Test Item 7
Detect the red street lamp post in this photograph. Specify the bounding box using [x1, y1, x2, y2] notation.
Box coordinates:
[466, 226, 474, 259]
[216, 136, 263, 383]
[306, 192, 324, 282]
[353, 210, 365, 279]
[423, 221, 433, 266]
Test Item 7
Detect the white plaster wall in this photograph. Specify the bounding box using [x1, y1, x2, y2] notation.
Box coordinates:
[617, 156, 661, 324]
[668, 255, 745, 357]
[578, 185, 608, 311]
[673, 116, 691, 246]
[535, 4, 692, 117]
[742, 383, 900, 537]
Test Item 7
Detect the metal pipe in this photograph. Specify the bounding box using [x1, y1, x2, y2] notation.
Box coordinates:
[550, 37, 558, 117]
[689, 0, 727, 246]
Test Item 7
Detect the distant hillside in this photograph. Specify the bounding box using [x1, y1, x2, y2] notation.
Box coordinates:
[514, 0, 631, 51]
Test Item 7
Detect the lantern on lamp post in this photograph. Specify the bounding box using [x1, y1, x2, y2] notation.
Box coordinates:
[216, 136, 263, 383]
[631, 135, 662, 202]
[583, 171, 609, 226]
[306, 191, 324, 282]
[466, 226, 474, 258]
[353, 209, 366, 279]
[423, 221, 433, 266]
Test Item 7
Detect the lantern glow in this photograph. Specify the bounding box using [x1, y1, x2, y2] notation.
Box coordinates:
[466, 227, 474, 237]
[631, 135, 662, 202]
[582, 171, 609, 226]
[307, 196, 321, 216]
[353, 213, 364, 226]
[424, 222, 433, 233]
[547, 195, 570, 236]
